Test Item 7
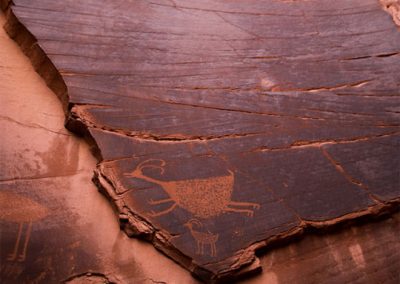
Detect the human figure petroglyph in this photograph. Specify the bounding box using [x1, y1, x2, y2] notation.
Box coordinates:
[0, 191, 48, 262]
[124, 159, 260, 218]
[184, 219, 218, 257]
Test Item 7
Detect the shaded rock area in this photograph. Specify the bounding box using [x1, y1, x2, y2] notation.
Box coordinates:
[1, 0, 399, 282]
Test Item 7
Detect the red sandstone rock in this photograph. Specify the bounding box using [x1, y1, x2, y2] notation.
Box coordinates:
[1, 0, 399, 282]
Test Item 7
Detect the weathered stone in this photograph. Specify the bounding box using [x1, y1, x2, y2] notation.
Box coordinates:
[0, 12, 196, 283]
[1, 0, 399, 282]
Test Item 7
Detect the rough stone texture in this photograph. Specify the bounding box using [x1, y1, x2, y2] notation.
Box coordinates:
[241, 214, 400, 284]
[1, 0, 399, 282]
[0, 11, 197, 283]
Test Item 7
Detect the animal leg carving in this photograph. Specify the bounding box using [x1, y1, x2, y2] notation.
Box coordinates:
[211, 243, 217, 257]
[196, 240, 201, 254]
[18, 221, 32, 262]
[224, 207, 255, 217]
[148, 197, 174, 205]
[148, 203, 178, 217]
[7, 222, 23, 261]
[184, 219, 219, 257]
[228, 201, 260, 209]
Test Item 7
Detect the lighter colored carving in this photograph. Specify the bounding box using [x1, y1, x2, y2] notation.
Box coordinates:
[380, 0, 400, 26]
[0, 191, 48, 262]
[124, 159, 260, 218]
[184, 219, 218, 257]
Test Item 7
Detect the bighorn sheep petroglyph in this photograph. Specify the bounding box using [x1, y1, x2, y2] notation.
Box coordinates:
[124, 159, 260, 218]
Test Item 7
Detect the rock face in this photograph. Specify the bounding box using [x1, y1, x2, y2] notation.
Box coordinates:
[0, 10, 197, 284]
[1, 0, 399, 282]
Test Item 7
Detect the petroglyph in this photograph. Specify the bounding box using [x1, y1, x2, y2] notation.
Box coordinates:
[4, 0, 400, 281]
[184, 219, 219, 257]
[0, 191, 48, 262]
[124, 159, 260, 218]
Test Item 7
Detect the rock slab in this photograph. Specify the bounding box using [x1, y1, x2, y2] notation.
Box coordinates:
[2, 0, 399, 281]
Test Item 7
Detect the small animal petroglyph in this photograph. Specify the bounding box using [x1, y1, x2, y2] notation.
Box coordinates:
[184, 219, 218, 257]
[0, 191, 49, 262]
[124, 159, 260, 218]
